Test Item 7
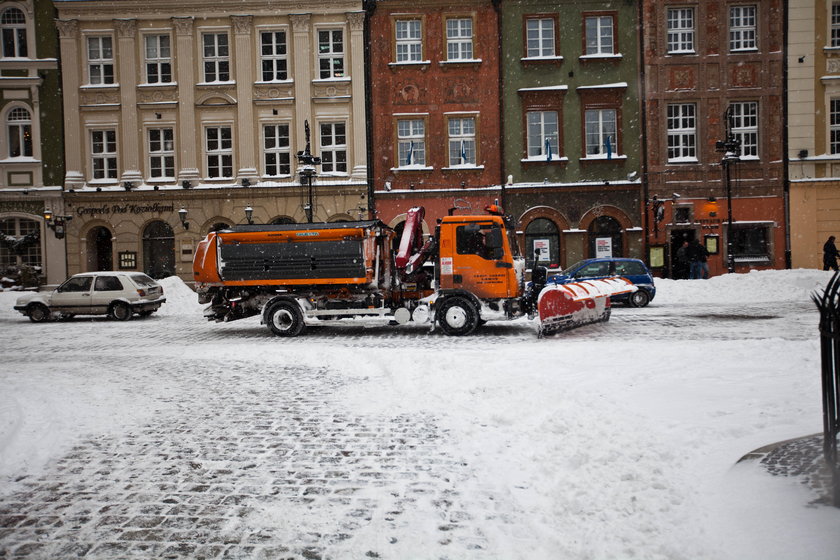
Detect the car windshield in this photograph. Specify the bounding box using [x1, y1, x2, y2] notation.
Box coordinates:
[129, 273, 158, 288]
[562, 261, 585, 274]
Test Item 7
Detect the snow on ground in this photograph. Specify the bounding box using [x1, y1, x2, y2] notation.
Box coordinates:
[1, 269, 840, 559]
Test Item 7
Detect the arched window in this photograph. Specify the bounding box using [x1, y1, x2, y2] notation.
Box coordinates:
[1, 8, 27, 58]
[0, 217, 41, 272]
[208, 222, 230, 233]
[142, 221, 175, 278]
[524, 218, 560, 268]
[588, 215, 623, 258]
[269, 216, 296, 225]
[7, 107, 32, 157]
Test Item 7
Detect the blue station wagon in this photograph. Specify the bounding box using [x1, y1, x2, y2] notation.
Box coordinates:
[547, 257, 656, 307]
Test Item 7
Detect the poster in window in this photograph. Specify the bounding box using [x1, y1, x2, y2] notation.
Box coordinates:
[649, 246, 665, 268]
[595, 237, 612, 258]
[533, 239, 550, 261]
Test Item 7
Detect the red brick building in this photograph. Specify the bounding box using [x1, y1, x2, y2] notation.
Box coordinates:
[642, 0, 786, 278]
[367, 0, 503, 234]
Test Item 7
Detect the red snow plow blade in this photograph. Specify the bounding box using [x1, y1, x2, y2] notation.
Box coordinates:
[537, 277, 637, 336]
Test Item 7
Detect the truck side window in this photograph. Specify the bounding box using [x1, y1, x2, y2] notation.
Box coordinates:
[456, 225, 491, 260]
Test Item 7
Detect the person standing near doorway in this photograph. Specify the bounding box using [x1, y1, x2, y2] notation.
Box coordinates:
[824, 236, 840, 271]
[688, 238, 710, 279]
[675, 240, 690, 279]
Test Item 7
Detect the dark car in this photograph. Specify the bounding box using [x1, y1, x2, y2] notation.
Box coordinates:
[547, 257, 656, 307]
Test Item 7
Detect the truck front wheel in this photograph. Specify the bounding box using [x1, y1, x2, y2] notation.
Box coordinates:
[265, 300, 306, 337]
[437, 296, 479, 336]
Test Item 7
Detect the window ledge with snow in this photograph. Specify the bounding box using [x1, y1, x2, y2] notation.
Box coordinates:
[667, 157, 699, 164]
[521, 156, 569, 164]
[389, 61, 431, 69]
[580, 154, 627, 162]
[442, 165, 484, 171]
[391, 165, 434, 172]
[521, 56, 564, 63]
[579, 53, 623, 61]
[81, 83, 119, 89]
[312, 77, 351, 84]
[440, 59, 482, 66]
[197, 81, 236, 87]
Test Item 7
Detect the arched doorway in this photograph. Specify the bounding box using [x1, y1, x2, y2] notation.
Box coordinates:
[588, 216, 623, 258]
[269, 216, 296, 225]
[524, 218, 560, 268]
[142, 221, 175, 278]
[87, 226, 113, 271]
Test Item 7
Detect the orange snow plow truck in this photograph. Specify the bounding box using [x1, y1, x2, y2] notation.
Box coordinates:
[192, 205, 634, 336]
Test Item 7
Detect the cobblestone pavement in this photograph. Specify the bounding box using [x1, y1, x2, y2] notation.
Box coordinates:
[0, 298, 828, 559]
[0, 353, 493, 559]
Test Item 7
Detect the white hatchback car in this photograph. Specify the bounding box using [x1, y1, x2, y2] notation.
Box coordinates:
[14, 271, 166, 322]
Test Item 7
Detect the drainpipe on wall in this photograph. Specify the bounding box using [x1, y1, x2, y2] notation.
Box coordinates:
[638, 0, 651, 266]
[782, 0, 792, 269]
[363, 0, 376, 220]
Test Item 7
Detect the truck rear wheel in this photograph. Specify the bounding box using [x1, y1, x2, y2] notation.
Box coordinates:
[266, 300, 305, 337]
[437, 296, 479, 336]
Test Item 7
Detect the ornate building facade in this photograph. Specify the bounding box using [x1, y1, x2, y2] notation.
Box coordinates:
[53, 0, 368, 281]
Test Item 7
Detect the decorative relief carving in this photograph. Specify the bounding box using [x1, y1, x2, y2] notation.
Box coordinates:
[254, 86, 294, 99]
[668, 67, 696, 91]
[445, 82, 476, 103]
[56, 19, 79, 39]
[81, 91, 120, 105]
[290, 14, 311, 32]
[314, 83, 350, 98]
[172, 17, 194, 36]
[113, 19, 137, 39]
[730, 64, 757, 88]
[138, 89, 178, 104]
[828, 58, 840, 75]
[231, 15, 253, 35]
[395, 83, 421, 104]
[346, 12, 365, 31]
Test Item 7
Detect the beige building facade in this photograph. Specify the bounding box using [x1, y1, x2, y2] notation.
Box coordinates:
[788, 0, 840, 269]
[53, 0, 368, 282]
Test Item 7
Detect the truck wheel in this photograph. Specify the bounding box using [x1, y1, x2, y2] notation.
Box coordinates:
[266, 300, 305, 337]
[437, 296, 479, 336]
[28, 303, 50, 323]
[109, 301, 132, 321]
[629, 290, 650, 308]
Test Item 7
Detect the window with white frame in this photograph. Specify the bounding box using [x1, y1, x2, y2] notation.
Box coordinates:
[260, 31, 288, 81]
[318, 29, 344, 79]
[7, 107, 32, 158]
[833, 3, 840, 47]
[395, 19, 422, 63]
[446, 18, 473, 61]
[667, 103, 697, 162]
[205, 126, 232, 178]
[585, 15, 614, 55]
[203, 33, 230, 82]
[0, 217, 40, 270]
[730, 101, 758, 158]
[729, 6, 756, 52]
[584, 109, 617, 156]
[1, 7, 27, 58]
[525, 17, 555, 58]
[831, 99, 840, 154]
[87, 36, 114, 85]
[148, 128, 174, 179]
[448, 117, 476, 166]
[144, 35, 171, 84]
[91, 129, 118, 180]
[667, 8, 695, 54]
[527, 111, 559, 159]
[263, 123, 291, 177]
[397, 119, 426, 167]
[320, 122, 347, 173]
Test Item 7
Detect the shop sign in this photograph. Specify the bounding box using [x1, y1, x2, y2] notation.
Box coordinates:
[74, 202, 175, 218]
[595, 237, 613, 258]
[533, 239, 550, 262]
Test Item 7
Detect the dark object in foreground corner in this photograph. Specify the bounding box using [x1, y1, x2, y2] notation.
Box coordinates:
[810, 271, 840, 507]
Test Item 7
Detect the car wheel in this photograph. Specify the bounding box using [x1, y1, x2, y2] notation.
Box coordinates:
[265, 300, 305, 337]
[630, 289, 650, 308]
[437, 296, 479, 336]
[109, 301, 133, 321]
[27, 303, 50, 323]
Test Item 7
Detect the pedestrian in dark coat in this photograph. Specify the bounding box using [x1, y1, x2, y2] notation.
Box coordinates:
[824, 236, 840, 271]
[687, 239, 710, 279]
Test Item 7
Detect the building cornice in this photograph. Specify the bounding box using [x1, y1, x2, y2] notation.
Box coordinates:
[54, 1, 364, 19]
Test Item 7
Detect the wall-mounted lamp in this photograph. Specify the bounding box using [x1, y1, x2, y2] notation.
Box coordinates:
[244, 206, 254, 225]
[708, 196, 717, 203]
[182, 180, 191, 189]
[43, 209, 73, 239]
[178, 208, 190, 230]
[799, 149, 809, 159]
[123, 181, 133, 191]
[241, 178, 251, 187]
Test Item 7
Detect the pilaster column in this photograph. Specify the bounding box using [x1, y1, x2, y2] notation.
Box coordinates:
[56, 19, 84, 189]
[173, 16, 200, 183]
[290, 13, 312, 164]
[231, 15, 258, 183]
[347, 11, 367, 179]
[115, 19, 141, 183]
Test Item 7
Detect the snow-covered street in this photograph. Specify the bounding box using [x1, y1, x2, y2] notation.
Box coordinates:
[1, 269, 840, 559]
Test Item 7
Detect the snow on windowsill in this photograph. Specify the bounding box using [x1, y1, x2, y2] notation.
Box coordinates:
[580, 154, 627, 161]
[520, 55, 564, 62]
[388, 61, 431, 67]
[196, 81, 236, 87]
[0, 157, 40, 164]
[440, 59, 482, 65]
[391, 165, 434, 172]
[517, 85, 568, 92]
[576, 82, 628, 90]
[312, 77, 350, 83]
[521, 156, 569, 163]
[442, 165, 485, 171]
[667, 157, 699, 164]
[80, 83, 119, 89]
[138, 82, 177, 88]
[578, 53, 623, 61]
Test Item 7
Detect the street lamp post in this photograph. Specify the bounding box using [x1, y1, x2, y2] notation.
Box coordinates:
[296, 120, 321, 223]
[715, 107, 741, 274]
